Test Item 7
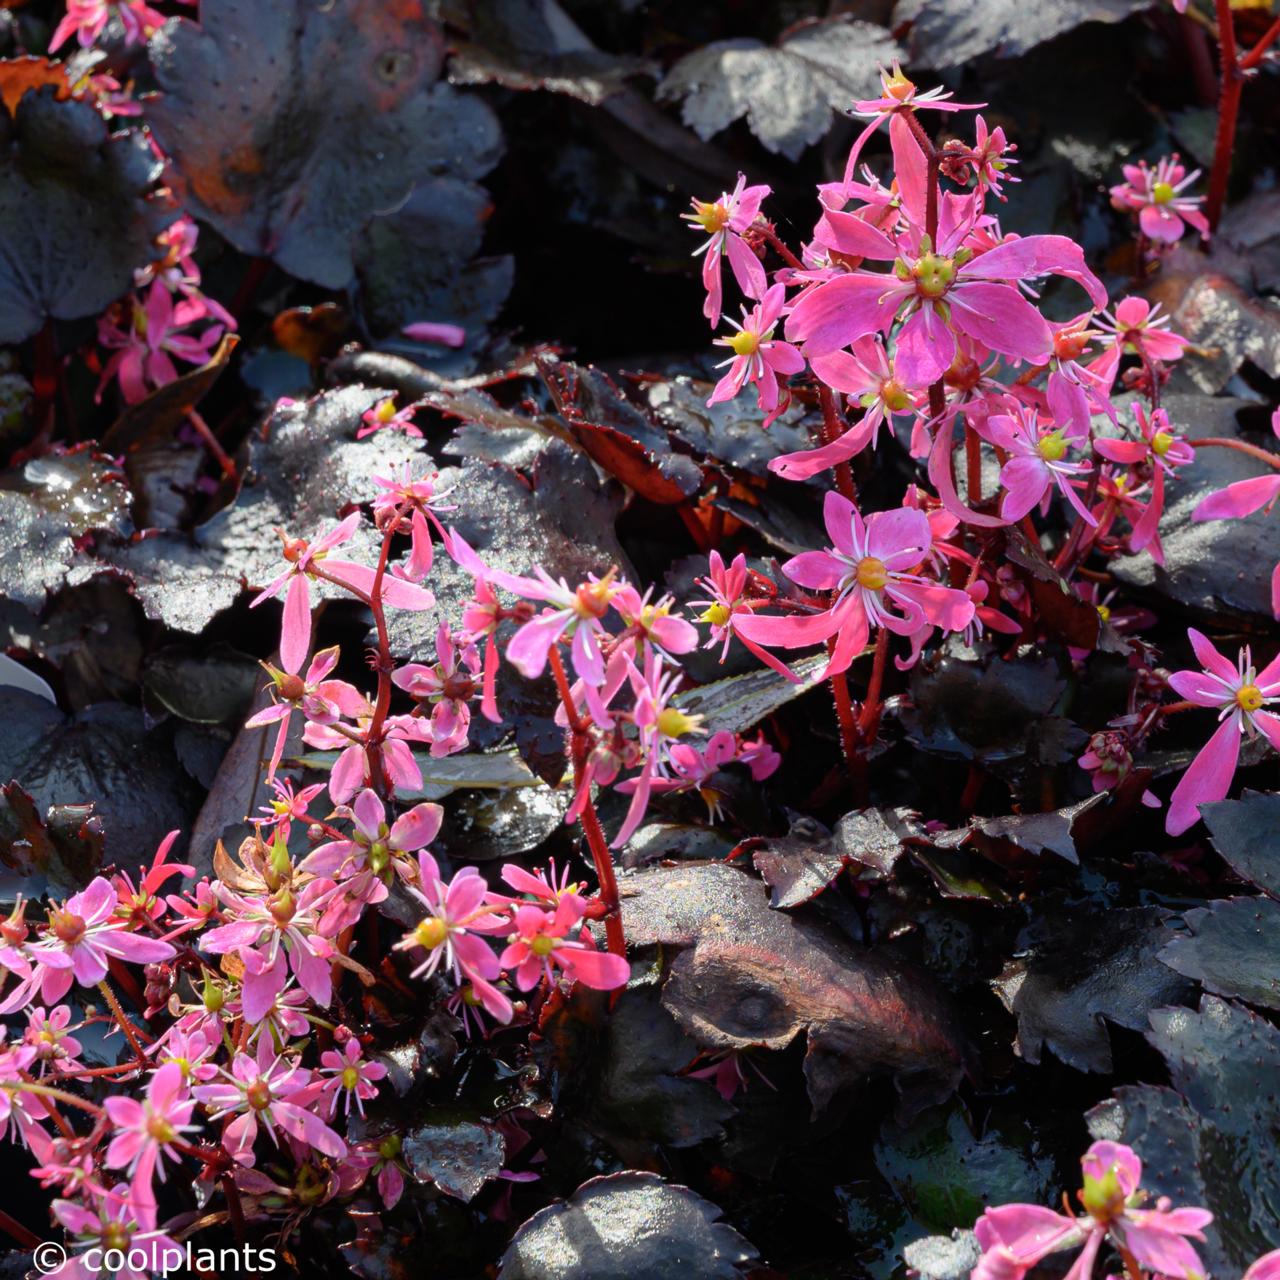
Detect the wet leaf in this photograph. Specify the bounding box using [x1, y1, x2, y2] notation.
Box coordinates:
[142, 644, 261, 725]
[993, 906, 1195, 1073]
[99, 386, 425, 634]
[353, 177, 513, 364]
[0, 56, 69, 114]
[1159, 897, 1280, 1010]
[900, 1231, 983, 1280]
[1109, 395, 1280, 622]
[1201, 791, 1280, 897]
[900, 645, 1082, 773]
[1088, 996, 1280, 1275]
[101, 333, 240, 456]
[657, 18, 901, 160]
[620, 861, 969, 1116]
[403, 1111, 505, 1201]
[640, 375, 815, 479]
[0, 781, 103, 903]
[446, 0, 652, 106]
[950, 794, 1108, 866]
[876, 1104, 1055, 1234]
[895, 0, 1150, 69]
[672, 652, 826, 737]
[146, 0, 503, 288]
[591, 989, 734, 1151]
[0, 88, 171, 342]
[498, 1171, 757, 1280]
[540, 360, 702, 505]
[0, 689, 199, 866]
[747, 808, 922, 908]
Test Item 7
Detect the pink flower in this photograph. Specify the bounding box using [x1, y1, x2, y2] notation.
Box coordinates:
[318, 1039, 387, 1118]
[1165, 629, 1280, 835]
[734, 495, 974, 679]
[305, 710, 433, 805]
[771, 337, 913, 480]
[200, 880, 337, 1020]
[1097, 296, 1188, 366]
[610, 586, 700, 662]
[973, 1204, 1081, 1279]
[708, 284, 805, 428]
[246, 645, 369, 781]
[1095, 405, 1194, 557]
[392, 624, 483, 757]
[96, 282, 225, 405]
[51, 1191, 180, 1280]
[983, 405, 1096, 526]
[842, 63, 983, 185]
[1110, 154, 1208, 243]
[104, 1061, 198, 1193]
[682, 173, 770, 325]
[393, 853, 513, 1023]
[689, 551, 794, 677]
[941, 114, 1019, 199]
[0, 879, 176, 1013]
[250, 513, 435, 675]
[787, 170, 1104, 385]
[24, 1005, 83, 1074]
[192, 1054, 347, 1166]
[357, 397, 422, 439]
[612, 652, 706, 847]
[50, 0, 166, 52]
[499, 901, 629, 992]
[300, 788, 442, 882]
[972, 1141, 1211, 1280]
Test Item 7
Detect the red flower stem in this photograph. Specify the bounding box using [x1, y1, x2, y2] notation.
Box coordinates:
[187, 409, 238, 481]
[30, 322, 57, 443]
[221, 1173, 249, 1247]
[0, 1209, 41, 1250]
[547, 645, 625, 958]
[1187, 436, 1280, 469]
[707, 503, 726, 549]
[856, 629, 890, 741]
[676, 503, 712, 553]
[1241, 14, 1280, 68]
[1158, 699, 1199, 717]
[1205, 0, 1241, 230]
[97, 979, 150, 1063]
[965, 424, 983, 504]
[904, 110, 940, 241]
[827, 636, 862, 797]
[817, 385, 857, 503]
[760, 225, 804, 271]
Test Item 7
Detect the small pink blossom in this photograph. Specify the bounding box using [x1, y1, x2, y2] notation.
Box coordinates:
[1110, 154, 1208, 243]
[318, 1038, 387, 1118]
[103, 1061, 198, 1193]
[499, 901, 630, 992]
[682, 173, 770, 325]
[708, 284, 805, 428]
[1165, 629, 1280, 835]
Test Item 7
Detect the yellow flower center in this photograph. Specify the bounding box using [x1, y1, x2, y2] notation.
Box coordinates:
[855, 556, 888, 591]
[1152, 181, 1175, 204]
[147, 1115, 176, 1144]
[341, 1066, 361, 1090]
[656, 707, 701, 739]
[883, 63, 916, 102]
[1081, 1167, 1125, 1222]
[725, 329, 761, 357]
[103, 1223, 131, 1253]
[415, 917, 448, 950]
[880, 379, 912, 412]
[912, 251, 956, 299]
[1151, 430, 1174, 456]
[374, 398, 398, 424]
[700, 602, 731, 627]
[1237, 684, 1265, 713]
[529, 933, 556, 957]
[1096, 604, 1112, 622]
[1037, 431, 1069, 462]
[692, 200, 730, 234]
[49, 909, 86, 945]
[575, 573, 617, 619]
